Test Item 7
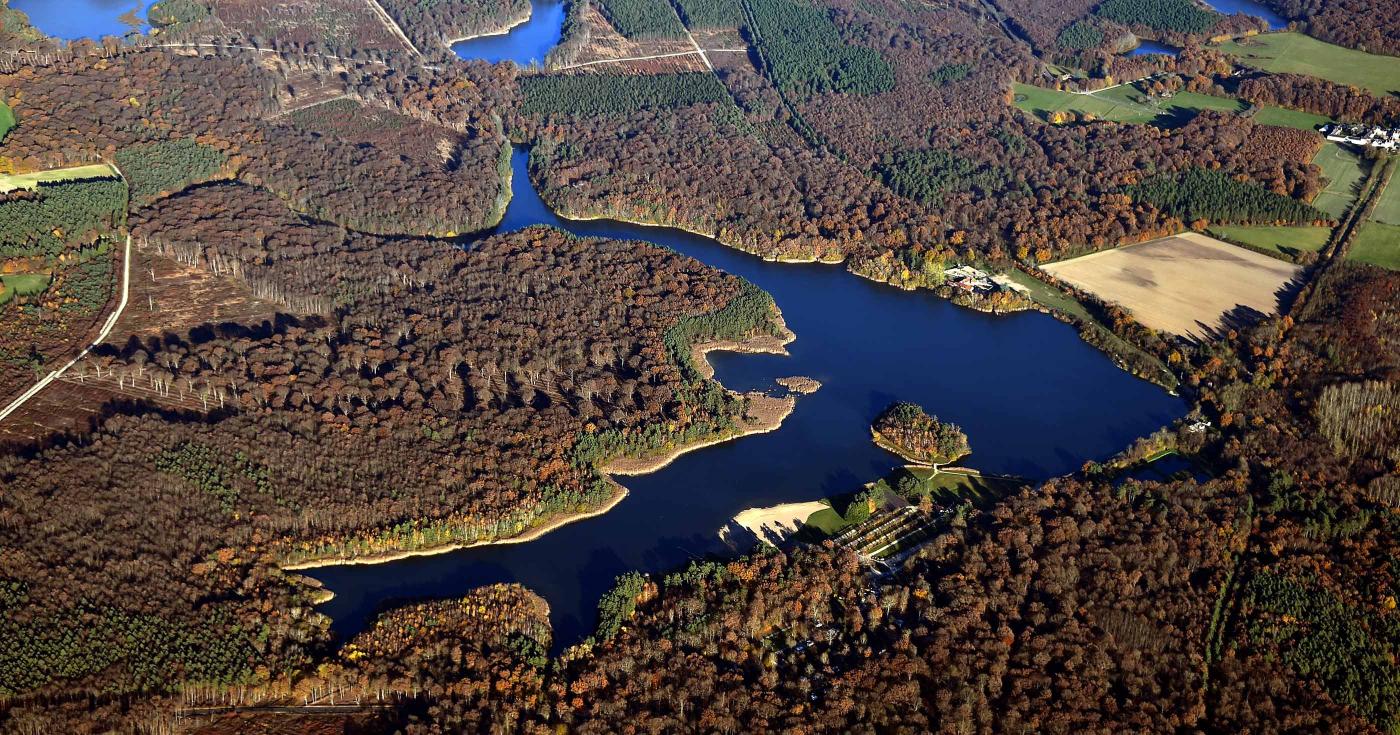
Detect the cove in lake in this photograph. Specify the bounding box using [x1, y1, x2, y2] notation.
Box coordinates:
[1129, 40, 1182, 57]
[10, 0, 149, 40]
[450, 0, 564, 65]
[303, 148, 1187, 648]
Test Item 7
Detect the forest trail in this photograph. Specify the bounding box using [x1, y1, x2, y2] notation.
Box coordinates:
[363, 0, 422, 56]
[0, 234, 131, 425]
[556, 48, 746, 70]
[681, 25, 712, 71]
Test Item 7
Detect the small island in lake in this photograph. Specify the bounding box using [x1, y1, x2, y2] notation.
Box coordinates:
[872, 401, 971, 466]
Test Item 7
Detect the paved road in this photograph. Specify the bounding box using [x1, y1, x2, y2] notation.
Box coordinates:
[0, 234, 131, 425]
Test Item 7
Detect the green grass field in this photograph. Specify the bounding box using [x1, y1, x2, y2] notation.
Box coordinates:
[1013, 83, 1244, 125]
[0, 273, 51, 306]
[1216, 32, 1400, 97]
[0, 101, 14, 142]
[1371, 171, 1400, 226]
[1347, 222, 1400, 270]
[1252, 106, 1331, 131]
[902, 467, 1023, 505]
[1209, 225, 1332, 258]
[1310, 143, 1368, 218]
[0, 163, 121, 193]
[801, 503, 846, 535]
[997, 268, 1093, 320]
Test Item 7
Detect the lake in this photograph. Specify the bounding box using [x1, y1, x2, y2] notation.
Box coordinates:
[36, 0, 1190, 650]
[1129, 40, 1182, 57]
[450, 0, 564, 66]
[1201, 0, 1287, 30]
[304, 148, 1187, 648]
[9, 0, 149, 40]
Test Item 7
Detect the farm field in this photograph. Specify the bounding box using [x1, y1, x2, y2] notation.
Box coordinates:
[1041, 232, 1303, 339]
[0, 163, 119, 193]
[1348, 222, 1400, 270]
[1012, 83, 1244, 125]
[1209, 224, 1332, 259]
[1371, 170, 1400, 226]
[1310, 142, 1368, 217]
[1215, 32, 1400, 97]
[1252, 106, 1330, 131]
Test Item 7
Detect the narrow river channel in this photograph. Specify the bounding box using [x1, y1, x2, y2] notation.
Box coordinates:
[304, 148, 1187, 647]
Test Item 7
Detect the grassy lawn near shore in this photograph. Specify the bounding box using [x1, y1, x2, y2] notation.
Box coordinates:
[902, 467, 1024, 505]
[1215, 32, 1400, 97]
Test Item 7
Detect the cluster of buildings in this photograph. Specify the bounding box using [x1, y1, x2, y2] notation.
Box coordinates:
[1322, 123, 1400, 149]
[945, 265, 996, 293]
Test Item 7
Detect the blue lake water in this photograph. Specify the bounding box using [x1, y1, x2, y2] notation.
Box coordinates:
[305, 149, 1187, 648]
[1201, 0, 1287, 30]
[1129, 40, 1182, 57]
[10, 0, 149, 40]
[450, 0, 564, 66]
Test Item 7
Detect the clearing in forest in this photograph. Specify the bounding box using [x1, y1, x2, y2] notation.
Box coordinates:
[1011, 82, 1242, 125]
[1215, 32, 1400, 97]
[0, 163, 120, 193]
[1041, 232, 1302, 339]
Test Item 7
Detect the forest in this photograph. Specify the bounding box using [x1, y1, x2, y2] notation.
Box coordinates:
[0, 0, 1396, 730]
[870, 401, 971, 465]
[1126, 167, 1328, 225]
[378, 0, 531, 49]
[595, 0, 685, 38]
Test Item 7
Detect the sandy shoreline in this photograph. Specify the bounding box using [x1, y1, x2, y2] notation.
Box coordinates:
[443, 6, 533, 47]
[606, 391, 795, 475]
[282, 479, 630, 571]
[724, 500, 829, 545]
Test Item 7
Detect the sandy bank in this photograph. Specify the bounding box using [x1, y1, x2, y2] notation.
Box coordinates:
[281, 480, 629, 571]
[605, 391, 795, 475]
[444, 6, 533, 46]
[723, 500, 829, 545]
[690, 328, 794, 381]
